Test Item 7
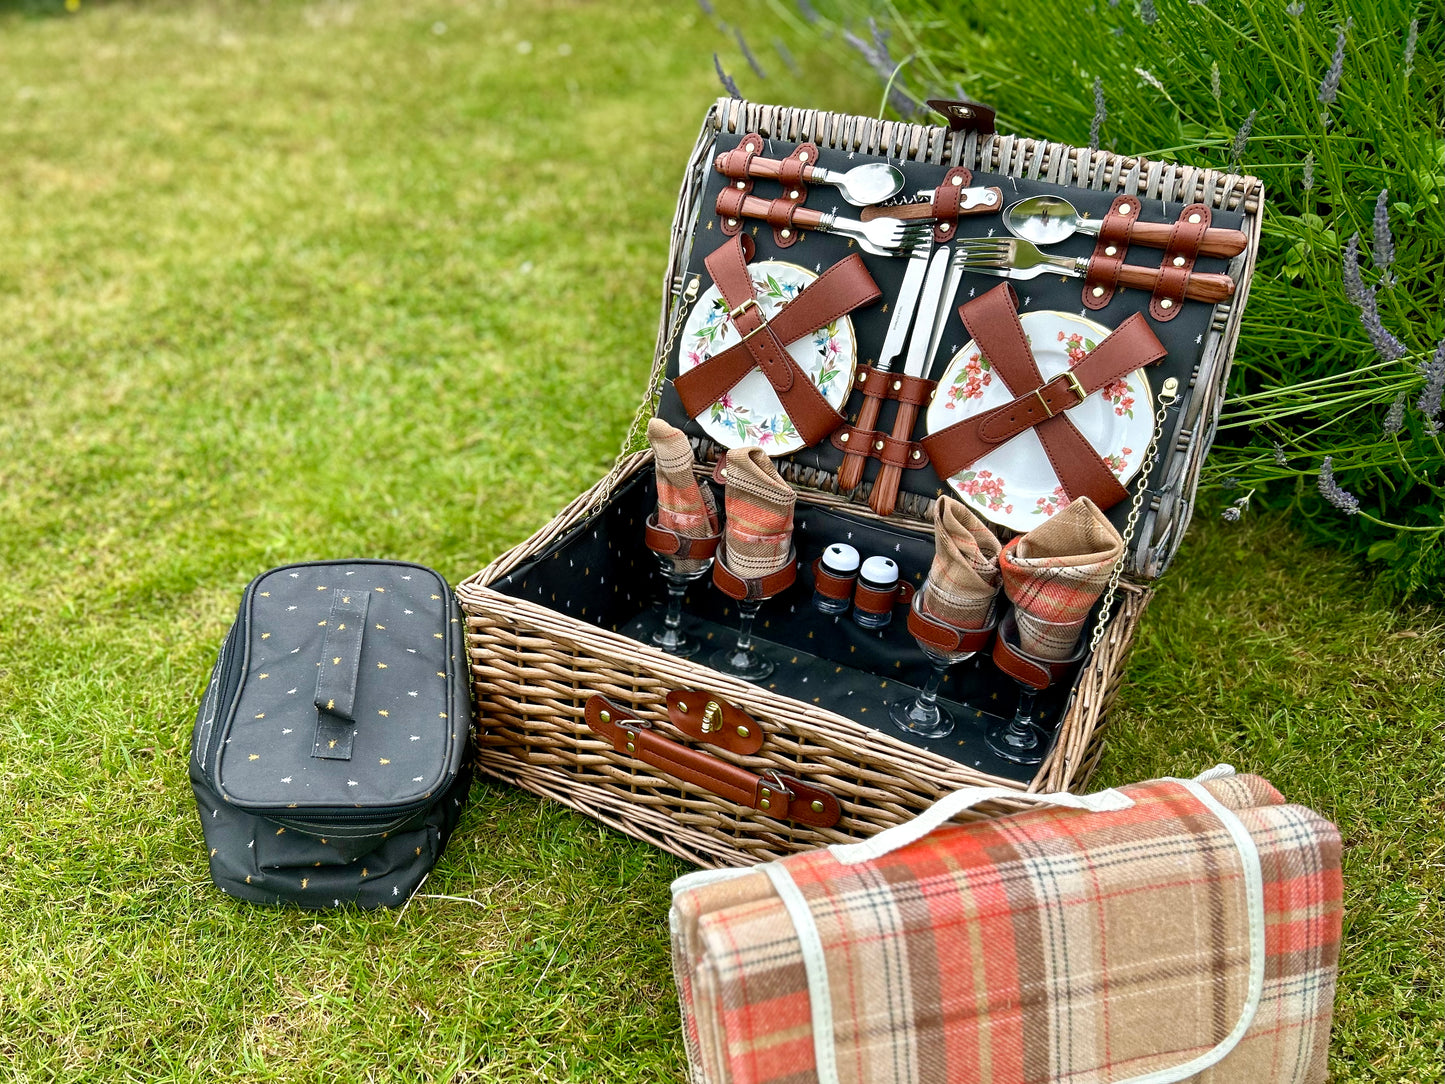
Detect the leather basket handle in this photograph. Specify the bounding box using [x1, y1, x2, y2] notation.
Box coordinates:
[585, 696, 840, 828]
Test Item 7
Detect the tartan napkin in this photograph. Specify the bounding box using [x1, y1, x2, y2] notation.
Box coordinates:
[1000, 496, 1123, 660]
[647, 418, 719, 572]
[921, 496, 1002, 630]
[720, 447, 795, 581]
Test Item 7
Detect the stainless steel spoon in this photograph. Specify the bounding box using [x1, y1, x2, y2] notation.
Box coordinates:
[715, 152, 905, 207]
[1004, 194, 1248, 258]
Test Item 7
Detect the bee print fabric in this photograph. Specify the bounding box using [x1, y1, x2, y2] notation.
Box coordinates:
[189, 560, 472, 909]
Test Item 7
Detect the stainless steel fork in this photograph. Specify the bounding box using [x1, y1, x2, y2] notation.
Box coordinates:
[722, 193, 934, 257]
[953, 237, 1236, 304]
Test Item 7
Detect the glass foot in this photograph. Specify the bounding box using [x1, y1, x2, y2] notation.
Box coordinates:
[985, 717, 1048, 765]
[889, 695, 954, 740]
[709, 643, 774, 682]
[650, 624, 700, 658]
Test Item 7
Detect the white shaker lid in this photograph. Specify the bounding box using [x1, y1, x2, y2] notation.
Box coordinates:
[859, 555, 899, 585]
[821, 543, 861, 574]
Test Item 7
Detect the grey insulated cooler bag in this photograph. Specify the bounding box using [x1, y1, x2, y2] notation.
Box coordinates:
[190, 560, 472, 909]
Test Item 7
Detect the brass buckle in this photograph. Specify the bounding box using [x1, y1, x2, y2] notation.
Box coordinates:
[727, 297, 776, 346]
[1033, 371, 1088, 419]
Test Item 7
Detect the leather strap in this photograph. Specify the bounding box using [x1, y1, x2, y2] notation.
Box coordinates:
[920, 284, 1167, 510]
[907, 599, 997, 655]
[666, 690, 765, 755]
[714, 134, 763, 236]
[712, 544, 798, 602]
[643, 515, 721, 561]
[1082, 194, 1139, 310]
[927, 98, 997, 134]
[585, 696, 841, 828]
[930, 166, 973, 243]
[311, 590, 370, 761]
[853, 578, 915, 616]
[990, 610, 1086, 691]
[851, 364, 935, 407]
[831, 367, 935, 473]
[770, 142, 817, 248]
[1151, 203, 1211, 321]
[810, 557, 855, 601]
[672, 235, 880, 449]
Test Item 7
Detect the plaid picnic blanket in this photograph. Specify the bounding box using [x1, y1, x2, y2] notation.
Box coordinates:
[670, 768, 1341, 1084]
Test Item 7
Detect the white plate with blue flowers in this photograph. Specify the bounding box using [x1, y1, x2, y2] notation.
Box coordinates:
[678, 260, 857, 457]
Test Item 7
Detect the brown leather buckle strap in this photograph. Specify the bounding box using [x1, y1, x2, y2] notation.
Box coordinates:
[990, 610, 1086, 691]
[711, 543, 798, 602]
[906, 599, 997, 656]
[665, 690, 765, 755]
[672, 235, 880, 448]
[919, 284, 1167, 511]
[643, 515, 721, 561]
[585, 695, 840, 828]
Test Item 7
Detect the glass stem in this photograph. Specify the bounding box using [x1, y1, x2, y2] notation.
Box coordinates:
[1010, 688, 1038, 733]
[734, 600, 761, 652]
[663, 576, 687, 635]
[915, 661, 948, 711]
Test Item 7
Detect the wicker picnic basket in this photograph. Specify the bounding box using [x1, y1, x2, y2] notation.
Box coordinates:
[456, 97, 1263, 868]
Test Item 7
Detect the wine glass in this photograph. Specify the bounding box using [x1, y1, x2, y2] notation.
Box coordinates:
[889, 587, 994, 741]
[708, 546, 796, 682]
[985, 613, 1082, 765]
[649, 549, 713, 658]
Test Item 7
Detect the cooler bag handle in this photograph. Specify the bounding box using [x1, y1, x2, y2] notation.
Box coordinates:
[312, 589, 370, 761]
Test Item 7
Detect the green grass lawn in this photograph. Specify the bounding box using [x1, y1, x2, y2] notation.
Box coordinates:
[0, 1, 1438, 1081]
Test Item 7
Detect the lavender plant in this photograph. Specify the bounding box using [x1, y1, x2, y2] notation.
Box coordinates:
[761, 0, 1443, 599]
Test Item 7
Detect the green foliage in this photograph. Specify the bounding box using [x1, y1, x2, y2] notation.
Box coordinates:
[776, 0, 1444, 599]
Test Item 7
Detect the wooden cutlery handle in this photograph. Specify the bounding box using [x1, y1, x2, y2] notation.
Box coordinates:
[867, 402, 920, 516]
[1114, 264, 1236, 304]
[1123, 220, 1247, 259]
[714, 151, 821, 187]
[725, 193, 826, 230]
[837, 392, 882, 492]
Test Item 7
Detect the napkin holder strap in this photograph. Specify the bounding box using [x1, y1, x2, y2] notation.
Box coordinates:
[919, 284, 1166, 512]
[672, 235, 881, 449]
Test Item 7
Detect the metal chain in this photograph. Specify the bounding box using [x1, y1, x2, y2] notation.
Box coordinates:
[1086, 375, 1180, 658]
[597, 275, 701, 506]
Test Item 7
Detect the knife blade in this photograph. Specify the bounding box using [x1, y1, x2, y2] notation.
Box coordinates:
[868, 245, 956, 516]
[837, 242, 933, 494]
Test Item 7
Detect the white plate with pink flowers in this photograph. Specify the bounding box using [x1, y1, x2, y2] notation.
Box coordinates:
[924, 310, 1152, 533]
[678, 261, 856, 457]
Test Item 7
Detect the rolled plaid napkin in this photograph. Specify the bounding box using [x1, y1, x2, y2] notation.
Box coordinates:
[647, 418, 718, 572]
[1000, 496, 1123, 660]
[922, 496, 1002, 630]
[720, 447, 795, 581]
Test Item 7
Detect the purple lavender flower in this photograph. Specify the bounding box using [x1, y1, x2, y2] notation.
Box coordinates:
[1384, 391, 1406, 435]
[735, 29, 766, 79]
[1342, 233, 1368, 308]
[1221, 505, 1242, 522]
[696, 0, 714, 15]
[1318, 22, 1350, 116]
[843, 19, 917, 116]
[796, 0, 819, 24]
[1372, 189, 1395, 286]
[1358, 296, 1407, 362]
[1302, 152, 1315, 191]
[1272, 441, 1290, 466]
[1286, 1, 1304, 16]
[713, 53, 741, 99]
[1417, 338, 1445, 419]
[1210, 61, 1221, 101]
[1317, 457, 1360, 515]
[1089, 77, 1107, 151]
[1404, 19, 1419, 76]
[1140, 0, 1158, 26]
[1230, 108, 1257, 164]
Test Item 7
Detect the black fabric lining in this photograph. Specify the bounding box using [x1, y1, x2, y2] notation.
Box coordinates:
[659, 131, 1242, 539]
[490, 469, 1080, 784]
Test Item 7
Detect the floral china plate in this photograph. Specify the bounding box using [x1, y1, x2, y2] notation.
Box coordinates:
[678, 261, 857, 456]
[924, 310, 1152, 533]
